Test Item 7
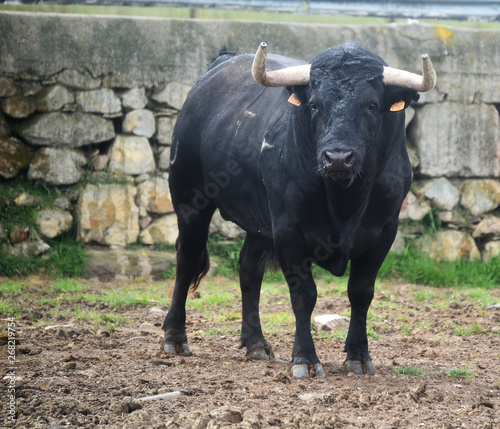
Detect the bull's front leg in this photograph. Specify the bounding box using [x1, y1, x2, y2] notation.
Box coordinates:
[344, 258, 375, 375]
[275, 232, 324, 379]
[344, 227, 396, 374]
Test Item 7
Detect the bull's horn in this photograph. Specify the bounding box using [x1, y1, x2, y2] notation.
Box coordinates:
[252, 42, 311, 87]
[383, 54, 437, 92]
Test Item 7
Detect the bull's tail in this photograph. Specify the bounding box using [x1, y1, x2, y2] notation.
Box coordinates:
[190, 246, 210, 293]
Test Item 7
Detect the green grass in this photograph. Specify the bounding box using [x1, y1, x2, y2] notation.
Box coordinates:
[207, 234, 243, 277]
[379, 248, 500, 289]
[0, 175, 88, 278]
[51, 279, 85, 293]
[72, 308, 129, 330]
[205, 234, 499, 290]
[443, 366, 475, 378]
[0, 280, 26, 294]
[453, 323, 485, 336]
[393, 366, 426, 377]
[2, 4, 499, 29]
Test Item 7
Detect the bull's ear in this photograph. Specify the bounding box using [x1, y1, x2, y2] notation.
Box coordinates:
[385, 87, 419, 112]
[286, 85, 308, 107]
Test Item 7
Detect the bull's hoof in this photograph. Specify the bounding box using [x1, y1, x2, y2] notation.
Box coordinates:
[291, 362, 325, 379]
[344, 359, 374, 375]
[164, 342, 192, 356]
[245, 346, 275, 362]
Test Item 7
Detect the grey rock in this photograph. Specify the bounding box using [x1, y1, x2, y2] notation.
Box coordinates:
[36, 209, 73, 239]
[18, 112, 115, 147]
[91, 154, 109, 171]
[151, 82, 191, 110]
[406, 146, 420, 170]
[390, 229, 406, 255]
[139, 214, 178, 245]
[76, 88, 121, 115]
[1, 94, 36, 118]
[460, 180, 500, 216]
[419, 178, 460, 211]
[37, 85, 75, 111]
[77, 184, 139, 247]
[399, 192, 431, 222]
[122, 87, 147, 110]
[122, 109, 155, 138]
[108, 135, 155, 175]
[53, 196, 73, 211]
[483, 241, 500, 261]
[136, 176, 173, 214]
[0, 137, 33, 179]
[156, 116, 176, 145]
[473, 216, 500, 239]
[57, 69, 101, 90]
[139, 215, 152, 229]
[28, 147, 87, 185]
[158, 146, 171, 171]
[0, 76, 17, 97]
[209, 210, 245, 238]
[9, 239, 50, 258]
[0, 113, 10, 138]
[410, 103, 500, 177]
[14, 192, 43, 206]
[85, 246, 175, 281]
[313, 314, 349, 332]
[414, 230, 480, 262]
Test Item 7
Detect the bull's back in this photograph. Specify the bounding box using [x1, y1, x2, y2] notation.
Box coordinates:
[170, 53, 302, 235]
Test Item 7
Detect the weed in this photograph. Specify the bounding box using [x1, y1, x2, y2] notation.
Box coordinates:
[0, 230, 87, 278]
[443, 366, 475, 378]
[72, 308, 129, 328]
[453, 323, 485, 336]
[51, 279, 85, 293]
[0, 280, 26, 294]
[207, 234, 243, 276]
[367, 328, 381, 339]
[0, 301, 22, 316]
[379, 246, 500, 289]
[261, 311, 295, 332]
[393, 366, 426, 376]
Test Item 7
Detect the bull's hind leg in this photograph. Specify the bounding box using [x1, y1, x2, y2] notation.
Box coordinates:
[162, 204, 215, 356]
[238, 233, 275, 361]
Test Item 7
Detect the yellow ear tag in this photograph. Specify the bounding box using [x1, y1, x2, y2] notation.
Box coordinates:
[390, 100, 405, 112]
[288, 93, 302, 106]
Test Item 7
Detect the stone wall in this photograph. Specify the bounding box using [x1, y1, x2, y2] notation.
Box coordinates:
[1, 11, 500, 270]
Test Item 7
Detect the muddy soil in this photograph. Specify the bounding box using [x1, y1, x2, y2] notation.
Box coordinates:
[1, 277, 499, 428]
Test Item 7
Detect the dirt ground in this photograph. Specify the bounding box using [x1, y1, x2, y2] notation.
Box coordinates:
[1, 276, 499, 429]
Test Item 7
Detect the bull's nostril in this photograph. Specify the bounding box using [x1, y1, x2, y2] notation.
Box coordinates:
[322, 150, 355, 171]
[344, 150, 354, 167]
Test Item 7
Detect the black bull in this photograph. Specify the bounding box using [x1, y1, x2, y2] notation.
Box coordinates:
[163, 43, 436, 378]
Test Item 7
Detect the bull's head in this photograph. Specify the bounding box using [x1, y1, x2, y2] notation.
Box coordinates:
[252, 42, 436, 188]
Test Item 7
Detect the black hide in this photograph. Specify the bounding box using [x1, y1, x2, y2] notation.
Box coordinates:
[163, 43, 417, 376]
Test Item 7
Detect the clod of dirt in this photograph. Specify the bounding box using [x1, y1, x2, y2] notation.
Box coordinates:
[210, 406, 243, 424]
[114, 396, 143, 414]
[407, 382, 427, 402]
[273, 371, 290, 383]
[97, 327, 111, 337]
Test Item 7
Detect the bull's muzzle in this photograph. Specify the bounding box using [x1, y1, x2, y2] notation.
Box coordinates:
[319, 149, 358, 187]
[321, 150, 355, 172]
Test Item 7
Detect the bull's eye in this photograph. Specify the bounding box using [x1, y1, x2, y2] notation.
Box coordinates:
[309, 100, 318, 111]
[368, 101, 379, 111]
